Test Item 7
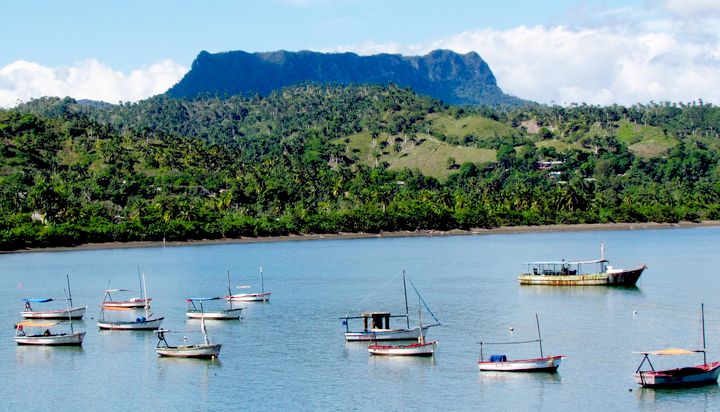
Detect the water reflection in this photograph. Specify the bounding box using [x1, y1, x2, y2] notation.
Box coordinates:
[15, 345, 84, 366]
[518, 285, 642, 297]
[635, 385, 720, 410]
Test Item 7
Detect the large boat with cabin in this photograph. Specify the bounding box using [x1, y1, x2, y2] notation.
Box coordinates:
[518, 243, 646, 286]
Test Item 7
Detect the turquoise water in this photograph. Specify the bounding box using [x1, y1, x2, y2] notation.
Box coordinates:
[2, 227, 720, 411]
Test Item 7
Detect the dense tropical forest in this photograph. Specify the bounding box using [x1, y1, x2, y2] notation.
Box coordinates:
[1, 84, 719, 250]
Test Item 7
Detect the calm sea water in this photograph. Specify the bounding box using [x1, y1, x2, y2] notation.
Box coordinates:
[2, 227, 720, 411]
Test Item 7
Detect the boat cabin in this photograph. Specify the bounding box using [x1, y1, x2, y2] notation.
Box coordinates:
[525, 259, 607, 276]
[361, 312, 392, 331]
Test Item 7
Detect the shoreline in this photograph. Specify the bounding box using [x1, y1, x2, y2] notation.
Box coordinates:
[2, 220, 719, 255]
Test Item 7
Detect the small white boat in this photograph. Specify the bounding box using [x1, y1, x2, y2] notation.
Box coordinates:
[101, 293, 151, 309]
[14, 320, 85, 346]
[156, 305, 221, 358]
[21, 275, 87, 319]
[97, 316, 165, 330]
[478, 355, 565, 372]
[21, 299, 87, 320]
[225, 267, 272, 302]
[344, 319, 429, 341]
[368, 304, 437, 357]
[101, 270, 152, 308]
[343, 270, 440, 342]
[368, 340, 437, 356]
[634, 304, 720, 388]
[186, 297, 243, 320]
[98, 273, 163, 331]
[478, 314, 564, 372]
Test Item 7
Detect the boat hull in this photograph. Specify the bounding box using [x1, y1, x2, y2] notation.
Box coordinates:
[98, 317, 164, 330]
[21, 306, 87, 320]
[478, 355, 564, 372]
[518, 266, 646, 286]
[226, 292, 271, 302]
[345, 326, 429, 342]
[101, 298, 151, 308]
[368, 341, 436, 356]
[156, 344, 222, 358]
[186, 309, 242, 320]
[634, 362, 720, 388]
[15, 332, 86, 346]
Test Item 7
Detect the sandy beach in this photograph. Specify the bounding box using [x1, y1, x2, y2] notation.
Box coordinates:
[2, 220, 718, 255]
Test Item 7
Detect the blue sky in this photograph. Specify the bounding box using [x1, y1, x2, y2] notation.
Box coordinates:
[3, 0, 640, 70]
[2, 0, 719, 106]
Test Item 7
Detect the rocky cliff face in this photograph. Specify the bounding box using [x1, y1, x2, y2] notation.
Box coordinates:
[166, 49, 525, 106]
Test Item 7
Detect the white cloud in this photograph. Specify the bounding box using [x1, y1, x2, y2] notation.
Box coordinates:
[336, 12, 720, 105]
[664, 0, 720, 18]
[0, 59, 187, 108]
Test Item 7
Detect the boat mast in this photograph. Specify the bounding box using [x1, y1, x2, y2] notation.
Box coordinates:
[201, 302, 209, 345]
[402, 269, 410, 329]
[260, 265, 264, 294]
[137, 267, 143, 300]
[417, 296, 425, 345]
[536, 313, 544, 358]
[66, 274, 73, 307]
[702, 303, 707, 365]
[142, 272, 149, 318]
[65, 288, 74, 334]
[227, 270, 232, 297]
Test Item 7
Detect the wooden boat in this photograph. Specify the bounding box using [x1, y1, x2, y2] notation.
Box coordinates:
[634, 304, 720, 388]
[368, 300, 438, 356]
[21, 275, 87, 319]
[97, 315, 164, 330]
[101, 292, 150, 309]
[101, 270, 152, 308]
[15, 321, 86, 346]
[478, 314, 565, 372]
[98, 273, 163, 331]
[21, 299, 87, 320]
[156, 305, 221, 358]
[518, 242, 646, 286]
[342, 270, 440, 342]
[186, 297, 243, 320]
[368, 338, 437, 356]
[225, 267, 272, 302]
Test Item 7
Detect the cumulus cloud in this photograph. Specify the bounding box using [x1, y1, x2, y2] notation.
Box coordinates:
[0, 59, 187, 108]
[336, 11, 720, 105]
[664, 0, 720, 18]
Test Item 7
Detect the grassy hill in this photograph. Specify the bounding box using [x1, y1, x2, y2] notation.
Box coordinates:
[340, 131, 495, 179]
[615, 119, 678, 157]
[428, 113, 517, 143]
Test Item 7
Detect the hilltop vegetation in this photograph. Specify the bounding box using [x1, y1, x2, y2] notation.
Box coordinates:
[1, 85, 719, 250]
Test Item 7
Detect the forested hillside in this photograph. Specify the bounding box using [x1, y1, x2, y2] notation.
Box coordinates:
[1, 85, 719, 250]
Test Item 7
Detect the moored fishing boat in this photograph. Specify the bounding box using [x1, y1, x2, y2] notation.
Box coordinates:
[368, 295, 438, 357]
[156, 304, 221, 358]
[98, 273, 163, 331]
[186, 297, 243, 320]
[368, 339, 437, 356]
[101, 270, 152, 308]
[14, 320, 86, 346]
[225, 267, 272, 302]
[342, 270, 440, 342]
[518, 243, 646, 286]
[634, 304, 720, 388]
[101, 292, 150, 309]
[21, 275, 87, 320]
[21, 299, 87, 320]
[478, 314, 565, 372]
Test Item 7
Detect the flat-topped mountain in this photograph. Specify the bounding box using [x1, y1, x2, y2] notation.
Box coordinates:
[166, 49, 525, 106]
